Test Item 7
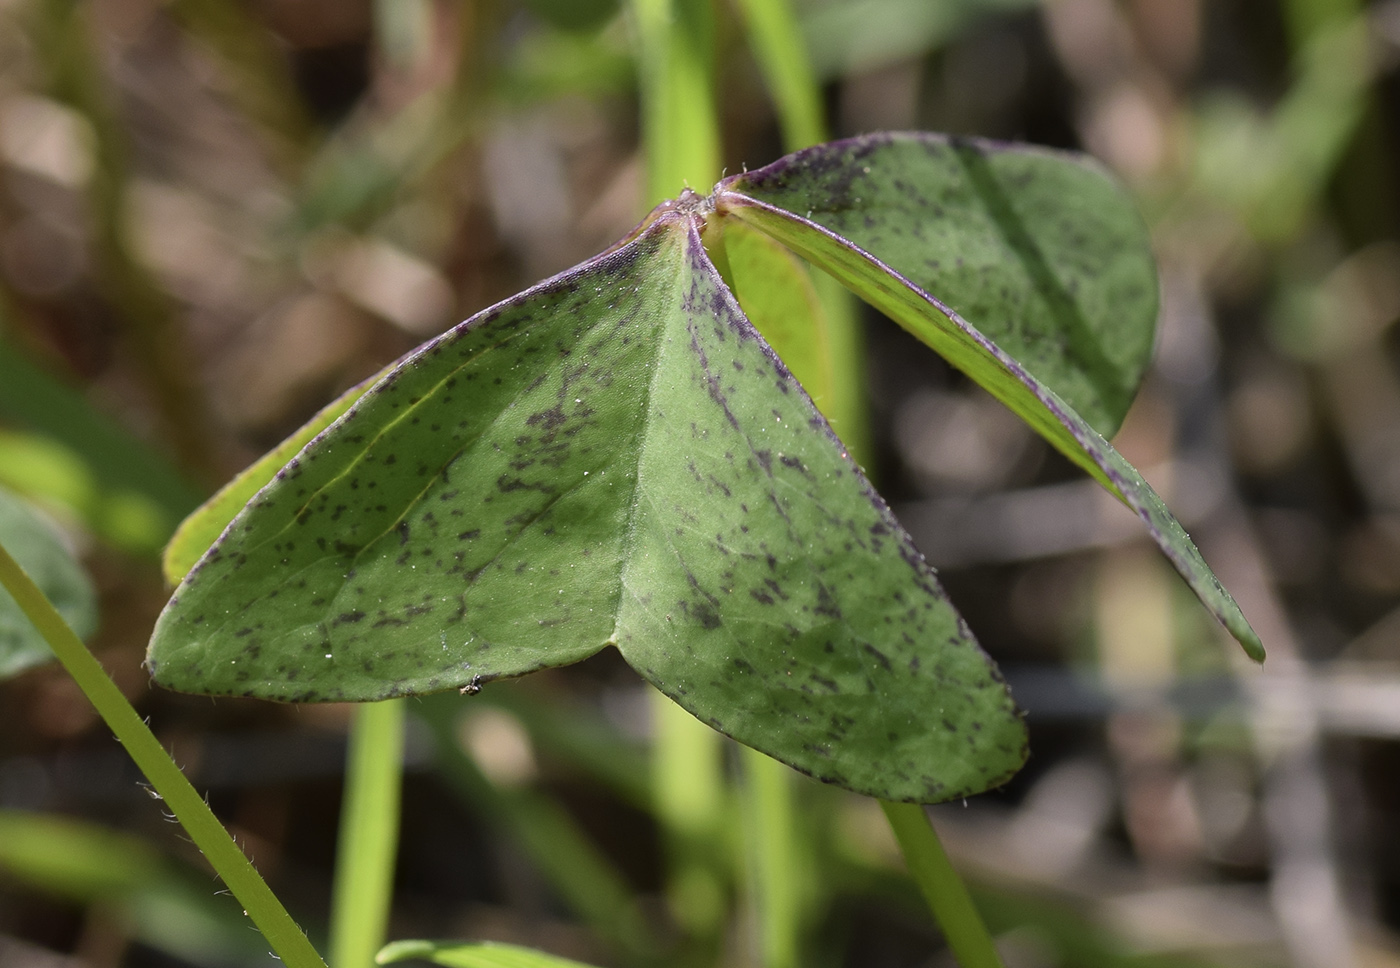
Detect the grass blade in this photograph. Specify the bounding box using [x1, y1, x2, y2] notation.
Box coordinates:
[0, 539, 327, 968]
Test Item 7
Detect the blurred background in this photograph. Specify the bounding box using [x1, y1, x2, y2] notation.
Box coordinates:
[0, 0, 1398, 966]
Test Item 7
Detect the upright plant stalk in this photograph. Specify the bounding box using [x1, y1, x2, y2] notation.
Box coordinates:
[881, 802, 1005, 968]
[631, 0, 722, 203]
[733, 0, 870, 468]
[629, 0, 730, 943]
[0, 540, 328, 968]
[731, 0, 825, 151]
[329, 698, 406, 968]
[740, 751, 801, 968]
[731, 5, 1002, 962]
[651, 702, 727, 938]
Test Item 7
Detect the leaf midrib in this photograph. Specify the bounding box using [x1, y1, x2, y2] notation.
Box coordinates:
[609, 224, 682, 648]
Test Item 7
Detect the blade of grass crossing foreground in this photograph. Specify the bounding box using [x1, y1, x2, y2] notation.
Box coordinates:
[330, 698, 406, 968]
[0, 540, 327, 968]
[881, 802, 1005, 968]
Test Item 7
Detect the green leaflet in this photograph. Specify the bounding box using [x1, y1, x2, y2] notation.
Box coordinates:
[147, 210, 1028, 804]
[0, 485, 97, 679]
[721, 132, 1157, 436]
[715, 138, 1262, 662]
[378, 939, 600, 968]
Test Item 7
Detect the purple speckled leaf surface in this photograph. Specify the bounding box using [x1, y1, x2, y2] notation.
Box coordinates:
[716, 136, 1262, 662]
[147, 208, 1027, 803]
[721, 132, 1158, 436]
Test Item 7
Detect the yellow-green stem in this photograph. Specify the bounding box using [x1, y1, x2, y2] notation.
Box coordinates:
[0, 540, 327, 968]
[881, 801, 1005, 968]
[330, 699, 406, 968]
[630, 0, 730, 946]
[741, 748, 800, 968]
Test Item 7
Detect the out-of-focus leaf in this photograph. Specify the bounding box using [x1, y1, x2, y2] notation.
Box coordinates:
[799, 0, 1038, 80]
[0, 431, 172, 556]
[0, 485, 96, 678]
[1191, 16, 1372, 245]
[0, 808, 163, 897]
[294, 148, 407, 237]
[0, 809, 268, 966]
[0, 333, 203, 551]
[519, 0, 620, 33]
[148, 211, 1026, 804]
[495, 26, 635, 106]
[378, 940, 601, 968]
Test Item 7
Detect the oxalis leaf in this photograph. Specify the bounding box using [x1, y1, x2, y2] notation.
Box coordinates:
[148, 206, 1027, 804]
[1, 485, 97, 679]
[722, 131, 1157, 435]
[715, 132, 1262, 662]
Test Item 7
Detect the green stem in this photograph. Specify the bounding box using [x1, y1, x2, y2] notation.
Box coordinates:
[880, 802, 1005, 968]
[741, 748, 800, 968]
[329, 699, 406, 968]
[631, 0, 731, 947]
[729, 0, 872, 469]
[413, 696, 661, 959]
[630, 0, 721, 204]
[0, 540, 327, 968]
[651, 694, 727, 940]
[732, 0, 827, 148]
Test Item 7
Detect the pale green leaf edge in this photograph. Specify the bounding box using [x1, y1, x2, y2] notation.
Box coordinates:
[161, 367, 388, 585]
[717, 193, 1264, 663]
[378, 939, 602, 968]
